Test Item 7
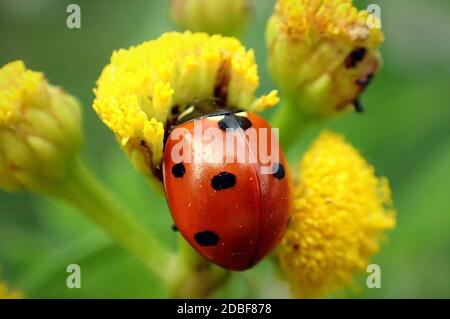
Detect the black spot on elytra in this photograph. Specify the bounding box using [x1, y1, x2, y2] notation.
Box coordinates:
[211, 172, 236, 190]
[172, 162, 185, 178]
[272, 163, 285, 179]
[194, 231, 220, 246]
[344, 47, 367, 68]
[171, 224, 178, 232]
[218, 114, 252, 131]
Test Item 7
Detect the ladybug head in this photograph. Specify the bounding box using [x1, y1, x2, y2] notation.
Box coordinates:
[175, 98, 242, 125]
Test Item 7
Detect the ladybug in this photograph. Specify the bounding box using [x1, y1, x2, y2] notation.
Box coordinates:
[162, 100, 292, 271]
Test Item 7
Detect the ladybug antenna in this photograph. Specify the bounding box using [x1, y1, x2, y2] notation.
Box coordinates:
[176, 98, 240, 124]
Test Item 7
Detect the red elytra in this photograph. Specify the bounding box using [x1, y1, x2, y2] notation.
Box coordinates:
[162, 111, 292, 271]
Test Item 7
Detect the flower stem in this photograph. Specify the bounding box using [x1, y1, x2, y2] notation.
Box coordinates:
[169, 235, 230, 298]
[53, 159, 176, 284]
[269, 97, 317, 151]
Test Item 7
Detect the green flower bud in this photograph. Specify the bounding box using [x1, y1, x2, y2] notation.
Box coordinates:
[170, 0, 252, 36]
[0, 61, 82, 194]
[266, 0, 383, 117]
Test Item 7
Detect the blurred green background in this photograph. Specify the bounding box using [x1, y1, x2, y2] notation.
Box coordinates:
[0, 0, 449, 298]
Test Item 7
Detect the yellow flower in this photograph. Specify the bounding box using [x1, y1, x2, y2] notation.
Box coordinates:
[170, 0, 252, 36]
[278, 131, 396, 298]
[266, 0, 383, 116]
[93, 31, 278, 180]
[0, 281, 22, 299]
[0, 61, 82, 194]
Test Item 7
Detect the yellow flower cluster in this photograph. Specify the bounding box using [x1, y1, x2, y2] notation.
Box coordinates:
[93, 31, 278, 179]
[267, 0, 383, 116]
[0, 62, 45, 124]
[278, 131, 396, 298]
[0, 61, 82, 193]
